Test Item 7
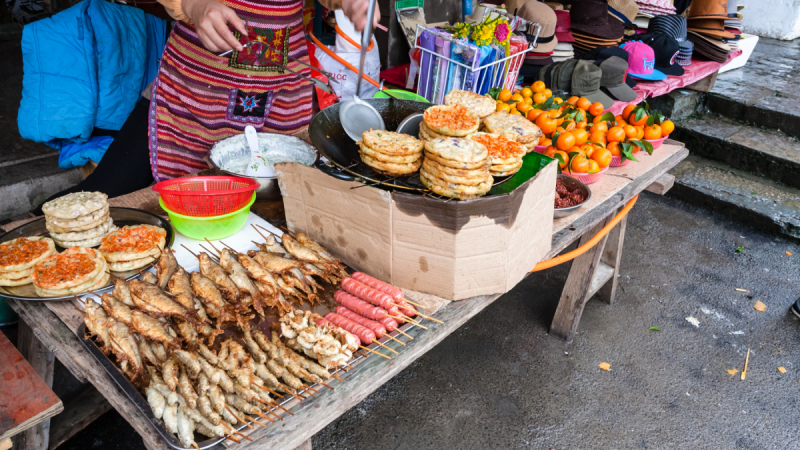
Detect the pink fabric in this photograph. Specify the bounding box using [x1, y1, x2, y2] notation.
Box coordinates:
[607, 49, 742, 115]
[635, 0, 675, 11]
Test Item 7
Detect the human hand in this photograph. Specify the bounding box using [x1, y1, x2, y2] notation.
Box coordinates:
[341, 0, 380, 32]
[182, 0, 247, 52]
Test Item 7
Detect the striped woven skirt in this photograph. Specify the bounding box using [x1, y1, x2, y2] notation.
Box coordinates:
[149, 0, 313, 181]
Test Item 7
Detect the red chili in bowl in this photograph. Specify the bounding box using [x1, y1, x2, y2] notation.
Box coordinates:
[555, 178, 587, 209]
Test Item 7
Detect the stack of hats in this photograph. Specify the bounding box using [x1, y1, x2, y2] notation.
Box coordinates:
[578, 46, 638, 90]
[635, 34, 685, 77]
[514, 0, 559, 67]
[569, 0, 625, 55]
[620, 40, 666, 81]
[648, 14, 693, 66]
[725, 0, 744, 34]
[686, 0, 736, 62]
[635, 0, 676, 17]
[607, 0, 638, 27]
[534, 58, 615, 109]
[552, 10, 575, 62]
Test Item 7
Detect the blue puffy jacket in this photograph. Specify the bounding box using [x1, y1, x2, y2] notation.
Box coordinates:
[18, 0, 165, 153]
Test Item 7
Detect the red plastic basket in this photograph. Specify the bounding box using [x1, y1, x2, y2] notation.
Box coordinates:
[152, 176, 260, 217]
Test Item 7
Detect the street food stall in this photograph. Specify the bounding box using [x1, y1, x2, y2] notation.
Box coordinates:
[5, 0, 757, 446]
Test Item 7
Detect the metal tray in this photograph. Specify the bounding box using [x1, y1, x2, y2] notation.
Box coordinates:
[0, 208, 175, 301]
[77, 309, 426, 450]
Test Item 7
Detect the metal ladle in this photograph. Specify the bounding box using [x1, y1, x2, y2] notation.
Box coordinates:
[338, 0, 386, 141]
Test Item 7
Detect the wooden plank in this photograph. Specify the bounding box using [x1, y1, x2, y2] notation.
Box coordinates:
[231, 292, 502, 450]
[685, 70, 718, 92]
[547, 146, 688, 260]
[4, 301, 171, 450]
[645, 173, 675, 195]
[550, 216, 613, 341]
[291, 440, 312, 450]
[597, 215, 628, 305]
[5, 323, 61, 450]
[585, 262, 615, 302]
[0, 331, 61, 443]
[47, 386, 111, 450]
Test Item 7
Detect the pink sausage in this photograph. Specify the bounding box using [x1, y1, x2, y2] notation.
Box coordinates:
[335, 306, 387, 337]
[378, 316, 400, 331]
[334, 290, 388, 321]
[324, 312, 375, 344]
[341, 277, 396, 310]
[351, 272, 404, 301]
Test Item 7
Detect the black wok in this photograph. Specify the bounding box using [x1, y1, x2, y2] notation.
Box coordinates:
[309, 98, 429, 191]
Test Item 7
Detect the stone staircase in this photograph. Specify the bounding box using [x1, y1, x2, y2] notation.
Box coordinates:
[658, 36, 800, 240]
[0, 40, 82, 224]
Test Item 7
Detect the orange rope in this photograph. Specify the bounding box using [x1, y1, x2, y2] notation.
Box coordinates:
[333, 25, 375, 51]
[308, 31, 383, 90]
[530, 195, 639, 272]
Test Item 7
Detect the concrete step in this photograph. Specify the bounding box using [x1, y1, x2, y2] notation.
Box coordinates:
[0, 156, 81, 222]
[668, 155, 800, 241]
[670, 113, 800, 190]
[706, 37, 800, 137]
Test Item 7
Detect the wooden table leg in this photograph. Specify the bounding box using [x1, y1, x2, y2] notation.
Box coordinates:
[596, 215, 627, 304]
[550, 216, 613, 342]
[12, 321, 55, 450]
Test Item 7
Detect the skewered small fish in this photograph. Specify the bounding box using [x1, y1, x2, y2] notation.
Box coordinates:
[156, 250, 178, 290]
[208, 384, 227, 415]
[296, 232, 348, 277]
[175, 407, 195, 449]
[113, 279, 136, 307]
[84, 300, 112, 354]
[167, 267, 193, 298]
[178, 366, 198, 409]
[219, 249, 264, 314]
[173, 349, 202, 378]
[151, 341, 168, 364]
[198, 252, 241, 303]
[248, 250, 306, 274]
[241, 327, 267, 364]
[162, 356, 180, 391]
[108, 321, 144, 377]
[198, 394, 222, 425]
[130, 280, 200, 324]
[146, 383, 167, 420]
[138, 337, 161, 367]
[174, 320, 198, 346]
[197, 343, 219, 366]
[101, 293, 133, 326]
[142, 271, 158, 285]
[163, 404, 178, 434]
[190, 272, 228, 323]
[282, 233, 329, 265]
[197, 372, 211, 397]
[132, 310, 182, 349]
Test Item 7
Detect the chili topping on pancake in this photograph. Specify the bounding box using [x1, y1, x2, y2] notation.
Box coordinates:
[0, 238, 52, 268]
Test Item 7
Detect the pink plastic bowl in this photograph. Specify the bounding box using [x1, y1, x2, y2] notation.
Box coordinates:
[645, 134, 669, 150]
[611, 155, 632, 167]
[562, 166, 608, 184]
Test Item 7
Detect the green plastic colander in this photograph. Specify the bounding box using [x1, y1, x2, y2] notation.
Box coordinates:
[159, 192, 255, 240]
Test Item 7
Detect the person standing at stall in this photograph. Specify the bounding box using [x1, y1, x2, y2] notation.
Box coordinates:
[150, 0, 378, 180]
[35, 0, 377, 212]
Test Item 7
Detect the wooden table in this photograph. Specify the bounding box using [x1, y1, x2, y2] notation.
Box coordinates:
[2, 141, 687, 450]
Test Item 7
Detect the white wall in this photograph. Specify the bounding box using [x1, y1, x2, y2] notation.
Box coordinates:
[739, 0, 800, 40]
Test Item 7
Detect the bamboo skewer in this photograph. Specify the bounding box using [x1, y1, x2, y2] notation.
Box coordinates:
[382, 333, 406, 345]
[392, 328, 413, 340]
[225, 405, 253, 428]
[389, 314, 427, 330]
[330, 373, 345, 382]
[251, 224, 272, 242]
[204, 238, 223, 254]
[249, 408, 274, 423]
[302, 384, 320, 394]
[192, 442, 201, 450]
[371, 339, 399, 355]
[266, 399, 294, 415]
[248, 416, 268, 427]
[398, 297, 426, 310]
[360, 345, 391, 359]
[391, 304, 443, 324]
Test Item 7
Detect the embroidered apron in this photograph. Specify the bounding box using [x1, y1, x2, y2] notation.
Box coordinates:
[149, 0, 313, 181]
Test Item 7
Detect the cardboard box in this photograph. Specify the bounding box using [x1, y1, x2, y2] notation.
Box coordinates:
[276, 161, 556, 300]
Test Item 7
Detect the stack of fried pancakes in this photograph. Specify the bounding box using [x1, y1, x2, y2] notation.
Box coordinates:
[357, 130, 424, 176]
[420, 137, 493, 200]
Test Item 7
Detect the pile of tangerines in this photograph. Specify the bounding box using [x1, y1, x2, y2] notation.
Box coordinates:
[491, 82, 675, 175]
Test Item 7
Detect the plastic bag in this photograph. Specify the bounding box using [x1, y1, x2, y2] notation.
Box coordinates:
[315, 42, 380, 101]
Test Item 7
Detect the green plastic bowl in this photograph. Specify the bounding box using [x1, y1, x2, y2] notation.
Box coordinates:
[159, 192, 255, 240]
[373, 89, 429, 102]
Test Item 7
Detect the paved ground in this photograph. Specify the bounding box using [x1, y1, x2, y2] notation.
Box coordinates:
[30, 191, 795, 450]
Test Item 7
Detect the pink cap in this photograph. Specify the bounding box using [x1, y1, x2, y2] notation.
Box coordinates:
[620, 41, 666, 80]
